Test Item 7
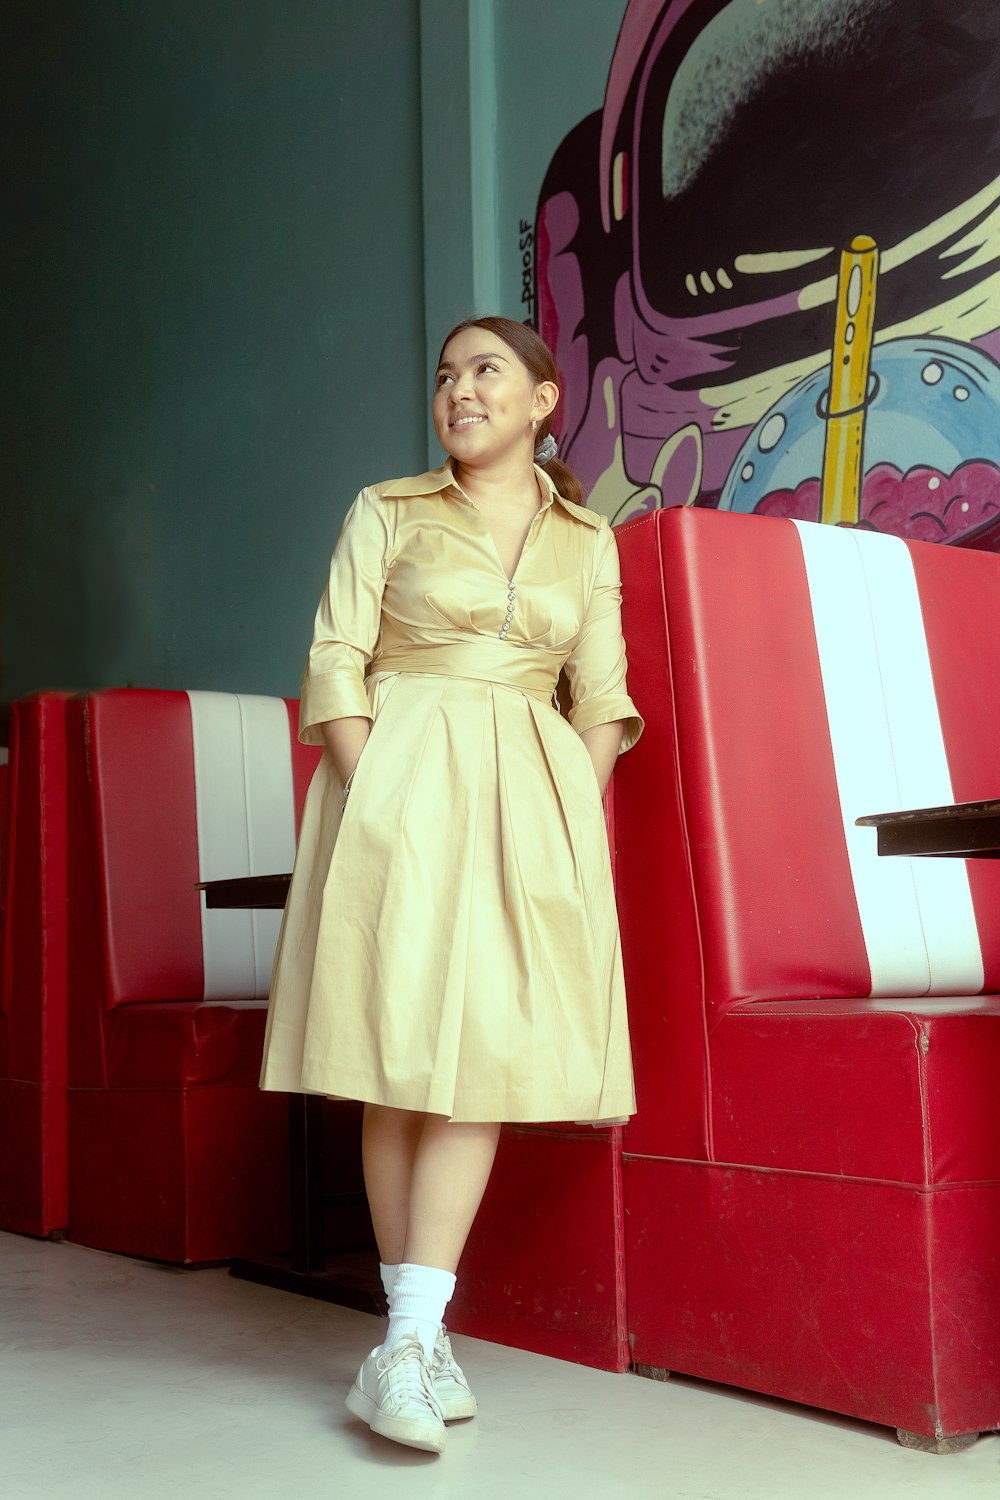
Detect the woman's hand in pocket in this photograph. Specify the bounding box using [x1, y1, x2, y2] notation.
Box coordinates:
[577, 720, 624, 797]
[320, 716, 371, 793]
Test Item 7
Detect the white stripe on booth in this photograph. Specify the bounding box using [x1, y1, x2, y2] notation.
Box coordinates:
[237, 695, 297, 996]
[187, 692, 296, 1003]
[854, 534, 983, 994]
[792, 522, 982, 996]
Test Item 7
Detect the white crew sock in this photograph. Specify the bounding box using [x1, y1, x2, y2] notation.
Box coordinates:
[383, 1262, 456, 1359]
[369, 1261, 399, 1357]
[380, 1261, 399, 1303]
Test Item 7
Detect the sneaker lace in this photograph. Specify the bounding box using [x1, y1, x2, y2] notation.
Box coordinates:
[381, 1340, 439, 1413]
[433, 1328, 464, 1379]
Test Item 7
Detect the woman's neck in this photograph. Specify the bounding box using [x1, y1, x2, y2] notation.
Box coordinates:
[452, 450, 541, 509]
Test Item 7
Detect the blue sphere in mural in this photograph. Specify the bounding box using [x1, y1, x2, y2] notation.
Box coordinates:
[718, 337, 1000, 544]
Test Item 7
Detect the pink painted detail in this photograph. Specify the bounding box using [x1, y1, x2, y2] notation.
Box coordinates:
[599, 0, 687, 231]
[535, 195, 554, 346]
[537, 192, 587, 448]
[755, 480, 822, 523]
[754, 460, 1000, 544]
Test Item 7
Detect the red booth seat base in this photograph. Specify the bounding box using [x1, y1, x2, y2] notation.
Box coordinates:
[0, 1079, 68, 1236]
[624, 1156, 1000, 1441]
[68, 1085, 290, 1265]
[447, 1125, 628, 1372]
[104, 1003, 271, 1091]
[711, 998, 1000, 1185]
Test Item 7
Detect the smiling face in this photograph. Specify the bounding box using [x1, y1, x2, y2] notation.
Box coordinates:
[432, 325, 557, 472]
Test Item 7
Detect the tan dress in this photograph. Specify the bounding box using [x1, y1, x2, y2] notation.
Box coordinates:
[258, 461, 644, 1122]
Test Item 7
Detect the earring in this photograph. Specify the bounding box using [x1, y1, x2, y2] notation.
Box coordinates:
[532, 419, 538, 431]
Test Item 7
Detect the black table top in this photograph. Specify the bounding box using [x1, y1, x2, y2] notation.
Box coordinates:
[195, 874, 291, 908]
[856, 797, 1000, 828]
[855, 798, 1000, 858]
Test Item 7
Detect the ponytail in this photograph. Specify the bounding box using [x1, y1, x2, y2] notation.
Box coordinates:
[538, 453, 583, 506]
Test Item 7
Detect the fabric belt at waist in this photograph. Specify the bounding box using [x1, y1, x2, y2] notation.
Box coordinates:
[367, 641, 562, 705]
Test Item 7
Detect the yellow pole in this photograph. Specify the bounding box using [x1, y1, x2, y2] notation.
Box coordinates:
[820, 235, 879, 525]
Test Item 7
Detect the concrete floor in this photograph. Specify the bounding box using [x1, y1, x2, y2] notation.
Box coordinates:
[1, 1230, 997, 1500]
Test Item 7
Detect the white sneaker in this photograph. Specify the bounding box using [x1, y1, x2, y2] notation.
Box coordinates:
[431, 1325, 477, 1420]
[346, 1334, 447, 1453]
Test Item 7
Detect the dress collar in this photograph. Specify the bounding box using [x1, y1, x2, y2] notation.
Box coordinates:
[379, 459, 601, 529]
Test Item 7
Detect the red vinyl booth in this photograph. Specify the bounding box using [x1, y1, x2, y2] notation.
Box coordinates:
[67, 688, 320, 1263]
[613, 505, 1000, 1445]
[448, 779, 630, 1371]
[448, 1112, 628, 1370]
[0, 694, 72, 1236]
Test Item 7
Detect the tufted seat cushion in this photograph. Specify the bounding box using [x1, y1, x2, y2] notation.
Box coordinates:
[103, 1002, 271, 1091]
[711, 996, 1000, 1185]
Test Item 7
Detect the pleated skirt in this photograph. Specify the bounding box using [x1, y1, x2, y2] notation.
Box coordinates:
[258, 671, 635, 1123]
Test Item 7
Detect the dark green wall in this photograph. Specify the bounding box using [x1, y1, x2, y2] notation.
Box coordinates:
[3, 1, 425, 700]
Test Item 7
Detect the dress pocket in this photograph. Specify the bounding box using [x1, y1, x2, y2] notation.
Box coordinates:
[564, 730, 605, 816]
[341, 673, 399, 806]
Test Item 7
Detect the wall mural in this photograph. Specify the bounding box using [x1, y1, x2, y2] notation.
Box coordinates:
[536, 0, 1000, 546]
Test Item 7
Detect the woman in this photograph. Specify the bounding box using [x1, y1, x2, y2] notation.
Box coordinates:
[259, 317, 644, 1455]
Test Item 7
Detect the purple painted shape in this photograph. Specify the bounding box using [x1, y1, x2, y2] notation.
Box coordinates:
[540, 0, 1000, 530]
[538, 191, 592, 450]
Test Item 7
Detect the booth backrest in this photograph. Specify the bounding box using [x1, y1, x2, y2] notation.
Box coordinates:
[0, 761, 8, 958]
[0, 760, 8, 880]
[78, 688, 320, 1011]
[0, 694, 71, 1077]
[614, 507, 1000, 1150]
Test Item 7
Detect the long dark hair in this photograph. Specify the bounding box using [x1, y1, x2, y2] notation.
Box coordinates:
[437, 316, 584, 504]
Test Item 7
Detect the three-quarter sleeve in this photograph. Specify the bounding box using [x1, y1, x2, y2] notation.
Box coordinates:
[298, 487, 391, 745]
[563, 518, 645, 755]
